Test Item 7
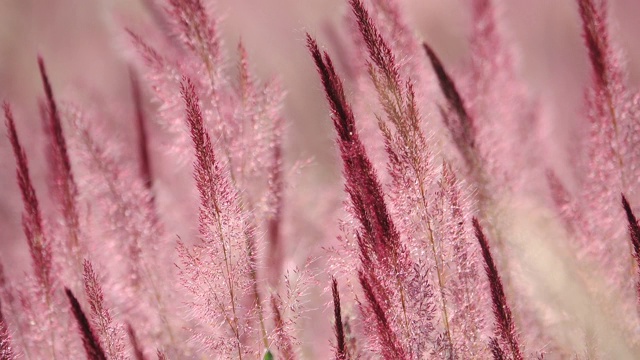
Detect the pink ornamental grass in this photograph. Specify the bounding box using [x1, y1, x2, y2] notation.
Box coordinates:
[1, 0, 640, 359]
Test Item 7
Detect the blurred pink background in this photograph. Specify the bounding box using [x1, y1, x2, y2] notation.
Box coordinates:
[1, 0, 639, 274]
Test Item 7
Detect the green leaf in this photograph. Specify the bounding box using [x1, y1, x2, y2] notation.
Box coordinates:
[263, 349, 274, 360]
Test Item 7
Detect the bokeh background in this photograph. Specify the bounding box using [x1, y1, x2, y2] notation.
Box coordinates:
[1, 0, 639, 276]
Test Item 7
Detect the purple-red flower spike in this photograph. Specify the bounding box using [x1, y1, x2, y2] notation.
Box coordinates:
[350, 0, 401, 91]
[39, 56, 77, 197]
[423, 42, 476, 155]
[39, 56, 82, 254]
[622, 194, 640, 305]
[308, 33, 412, 357]
[489, 337, 507, 360]
[306, 33, 401, 264]
[167, 0, 219, 64]
[358, 271, 408, 360]
[181, 77, 220, 216]
[473, 218, 523, 360]
[4, 103, 53, 297]
[577, 0, 610, 89]
[331, 277, 348, 360]
[65, 288, 107, 360]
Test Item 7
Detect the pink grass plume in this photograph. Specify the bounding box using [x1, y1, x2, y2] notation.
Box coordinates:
[0, 298, 15, 360]
[178, 76, 255, 357]
[83, 260, 126, 360]
[4, 103, 53, 298]
[423, 42, 476, 167]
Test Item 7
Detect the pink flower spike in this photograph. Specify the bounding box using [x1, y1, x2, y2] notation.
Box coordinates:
[577, 0, 610, 89]
[0, 298, 15, 360]
[38, 56, 82, 254]
[178, 76, 254, 357]
[350, 0, 401, 93]
[423, 42, 476, 157]
[167, 0, 220, 75]
[4, 103, 53, 298]
[83, 260, 126, 360]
